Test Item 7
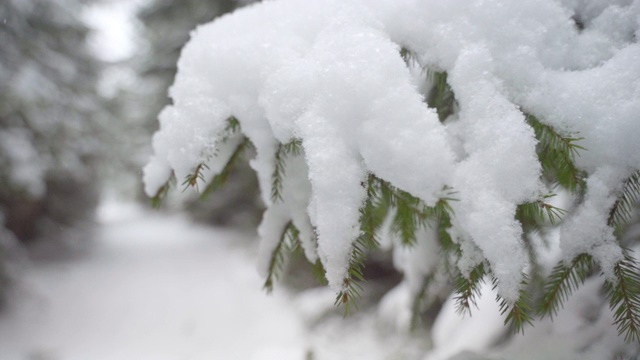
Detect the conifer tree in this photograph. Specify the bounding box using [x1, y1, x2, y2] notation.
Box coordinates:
[144, 0, 640, 356]
[114, 0, 262, 225]
[0, 0, 105, 299]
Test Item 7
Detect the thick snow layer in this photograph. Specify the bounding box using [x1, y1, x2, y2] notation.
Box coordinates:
[143, 0, 640, 302]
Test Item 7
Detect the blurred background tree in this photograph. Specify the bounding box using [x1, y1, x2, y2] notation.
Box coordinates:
[0, 0, 106, 302]
[0, 0, 263, 304]
[110, 0, 262, 226]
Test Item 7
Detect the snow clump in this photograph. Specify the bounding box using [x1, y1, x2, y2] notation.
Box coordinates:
[144, 0, 640, 304]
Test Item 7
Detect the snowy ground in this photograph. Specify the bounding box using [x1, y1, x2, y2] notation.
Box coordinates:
[0, 202, 425, 360]
[2, 201, 632, 360]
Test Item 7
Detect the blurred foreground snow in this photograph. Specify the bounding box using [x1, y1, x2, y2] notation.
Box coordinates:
[0, 200, 632, 360]
[0, 202, 424, 360]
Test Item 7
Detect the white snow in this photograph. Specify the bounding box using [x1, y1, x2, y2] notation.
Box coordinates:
[0, 203, 305, 360]
[82, 0, 146, 63]
[0, 202, 429, 360]
[139, 0, 640, 355]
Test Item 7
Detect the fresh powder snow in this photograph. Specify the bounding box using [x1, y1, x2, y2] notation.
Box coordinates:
[141, 0, 640, 354]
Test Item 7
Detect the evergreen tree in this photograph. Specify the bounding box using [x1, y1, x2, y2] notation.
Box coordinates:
[0, 0, 105, 299]
[113, 0, 262, 225]
[144, 0, 640, 357]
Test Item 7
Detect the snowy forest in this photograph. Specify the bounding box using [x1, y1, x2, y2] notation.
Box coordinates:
[1, 0, 640, 359]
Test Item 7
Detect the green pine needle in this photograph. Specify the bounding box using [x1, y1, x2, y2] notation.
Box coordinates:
[538, 253, 594, 319]
[454, 262, 487, 316]
[410, 271, 437, 330]
[526, 114, 586, 193]
[311, 259, 328, 286]
[336, 223, 380, 315]
[399, 47, 456, 122]
[200, 137, 252, 199]
[182, 163, 209, 192]
[223, 116, 241, 137]
[271, 139, 303, 203]
[426, 70, 456, 122]
[400, 47, 418, 66]
[150, 175, 175, 209]
[607, 171, 640, 235]
[263, 221, 300, 293]
[604, 252, 640, 343]
[335, 175, 389, 315]
[494, 276, 534, 335]
[364, 177, 456, 249]
[516, 194, 568, 229]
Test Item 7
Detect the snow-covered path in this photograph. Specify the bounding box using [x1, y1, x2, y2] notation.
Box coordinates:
[0, 203, 306, 360]
[1, 202, 628, 360]
[0, 203, 428, 360]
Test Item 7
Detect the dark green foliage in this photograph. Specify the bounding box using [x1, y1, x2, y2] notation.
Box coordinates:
[271, 139, 303, 203]
[333, 175, 458, 314]
[495, 276, 534, 335]
[335, 177, 384, 314]
[311, 259, 329, 286]
[200, 138, 253, 199]
[525, 114, 586, 193]
[426, 71, 457, 122]
[538, 253, 595, 319]
[454, 262, 488, 316]
[332, 174, 459, 314]
[608, 171, 640, 235]
[398, 48, 456, 122]
[151, 116, 253, 208]
[387, 184, 423, 246]
[456, 262, 534, 334]
[224, 116, 241, 136]
[334, 234, 373, 315]
[375, 178, 456, 247]
[264, 221, 301, 293]
[182, 163, 209, 192]
[410, 271, 438, 330]
[516, 194, 567, 231]
[151, 176, 175, 209]
[604, 252, 640, 343]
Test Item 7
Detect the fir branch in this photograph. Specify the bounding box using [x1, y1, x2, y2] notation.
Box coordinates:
[334, 233, 380, 315]
[200, 137, 252, 199]
[454, 262, 487, 316]
[426, 70, 456, 122]
[263, 221, 300, 293]
[150, 174, 175, 209]
[164, 116, 251, 199]
[335, 235, 370, 315]
[271, 139, 303, 203]
[374, 177, 426, 246]
[335, 175, 387, 315]
[224, 116, 241, 136]
[603, 252, 640, 343]
[494, 276, 534, 334]
[311, 259, 328, 286]
[400, 47, 420, 68]
[607, 171, 640, 234]
[516, 194, 567, 229]
[428, 193, 461, 277]
[526, 114, 586, 193]
[410, 271, 437, 330]
[392, 192, 422, 246]
[538, 253, 594, 319]
[398, 48, 456, 122]
[182, 163, 209, 192]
